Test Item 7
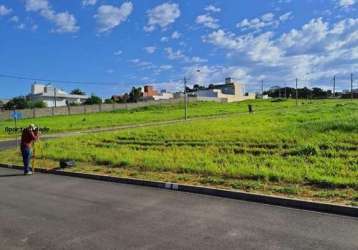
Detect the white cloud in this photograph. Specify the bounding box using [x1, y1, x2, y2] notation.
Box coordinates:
[279, 18, 329, 52]
[129, 59, 155, 69]
[204, 29, 284, 64]
[237, 12, 292, 32]
[171, 31, 181, 39]
[164, 47, 207, 64]
[95, 2, 133, 33]
[196, 14, 219, 29]
[0, 5, 12, 16]
[114, 50, 123, 56]
[204, 17, 358, 87]
[159, 65, 172, 70]
[184, 65, 251, 86]
[165, 47, 186, 60]
[24, 0, 79, 33]
[9, 16, 27, 30]
[337, 0, 357, 8]
[82, 0, 97, 6]
[204, 5, 221, 13]
[25, 0, 49, 12]
[144, 46, 156, 54]
[279, 12, 293, 22]
[9, 16, 19, 23]
[161, 36, 169, 42]
[144, 3, 180, 32]
[190, 56, 208, 63]
[153, 64, 173, 75]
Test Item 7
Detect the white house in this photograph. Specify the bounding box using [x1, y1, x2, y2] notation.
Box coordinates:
[153, 90, 174, 101]
[28, 83, 89, 107]
[196, 78, 256, 103]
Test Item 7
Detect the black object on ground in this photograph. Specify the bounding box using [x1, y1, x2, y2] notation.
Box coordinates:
[59, 159, 76, 169]
[248, 104, 254, 113]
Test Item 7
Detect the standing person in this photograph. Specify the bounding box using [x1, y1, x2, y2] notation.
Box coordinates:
[20, 124, 39, 175]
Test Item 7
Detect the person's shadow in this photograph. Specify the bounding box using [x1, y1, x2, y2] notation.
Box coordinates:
[0, 174, 24, 178]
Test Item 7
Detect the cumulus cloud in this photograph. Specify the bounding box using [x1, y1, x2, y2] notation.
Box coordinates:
[95, 2, 133, 33]
[337, 0, 357, 8]
[204, 17, 358, 86]
[0, 5, 12, 16]
[237, 12, 292, 32]
[144, 46, 157, 54]
[171, 31, 181, 39]
[204, 5, 221, 13]
[9, 16, 19, 23]
[144, 3, 180, 32]
[114, 50, 123, 56]
[165, 47, 186, 60]
[24, 0, 79, 33]
[129, 58, 155, 70]
[161, 36, 169, 42]
[165, 47, 207, 64]
[184, 65, 252, 87]
[82, 0, 97, 6]
[196, 14, 219, 29]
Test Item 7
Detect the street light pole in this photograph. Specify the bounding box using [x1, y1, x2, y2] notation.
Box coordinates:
[295, 78, 298, 106]
[184, 77, 188, 120]
[54, 87, 57, 108]
[351, 73, 354, 101]
[333, 75, 336, 98]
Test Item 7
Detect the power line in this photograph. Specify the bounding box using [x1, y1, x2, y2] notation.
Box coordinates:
[0, 73, 123, 86]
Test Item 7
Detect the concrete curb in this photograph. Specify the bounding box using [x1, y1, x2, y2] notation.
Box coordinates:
[1, 163, 357, 218]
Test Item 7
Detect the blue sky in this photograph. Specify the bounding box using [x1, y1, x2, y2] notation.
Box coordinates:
[0, 0, 357, 98]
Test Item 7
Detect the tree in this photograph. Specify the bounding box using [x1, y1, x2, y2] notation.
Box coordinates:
[4, 96, 28, 110]
[104, 98, 114, 104]
[28, 101, 47, 108]
[70, 89, 86, 95]
[128, 87, 142, 103]
[208, 84, 215, 89]
[84, 95, 102, 105]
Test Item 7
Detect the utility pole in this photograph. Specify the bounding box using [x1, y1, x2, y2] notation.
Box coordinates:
[184, 77, 188, 120]
[333, 75, 336, 98]
[261, 80, 264, 96]
[351, 73, 354, 101]
[295, 78, 298, 106]
[13, 106, 18, 148]
[54, 87, 57, 108]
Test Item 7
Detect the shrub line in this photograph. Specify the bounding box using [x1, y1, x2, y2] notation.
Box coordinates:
[0, 163, 356, 218]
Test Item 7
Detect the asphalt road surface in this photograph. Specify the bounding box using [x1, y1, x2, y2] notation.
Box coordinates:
[0, 167, 357, 250]
[0, 139, 18, 150]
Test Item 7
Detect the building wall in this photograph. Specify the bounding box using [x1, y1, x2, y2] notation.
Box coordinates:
[143, 86, 158, 97]
[0, 98, 197, 121]
[197, 83, 254, 103]
[31, 84, 46, 94]
[153, 93, 174, 101]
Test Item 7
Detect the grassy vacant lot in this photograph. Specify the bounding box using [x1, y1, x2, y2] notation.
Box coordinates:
[1, 99, 357, 205]
[0, 100, 295, 139]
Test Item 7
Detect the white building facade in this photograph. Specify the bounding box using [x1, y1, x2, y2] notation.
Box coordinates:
[196, 78, 256, 103]
[28, 84, 89, 107]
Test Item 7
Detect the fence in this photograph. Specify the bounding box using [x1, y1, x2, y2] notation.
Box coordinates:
[0, 98, 196, 121]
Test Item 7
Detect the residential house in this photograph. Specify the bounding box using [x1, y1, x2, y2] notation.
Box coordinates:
[28, 83, 89, 107]
[196, 78, 256, 103]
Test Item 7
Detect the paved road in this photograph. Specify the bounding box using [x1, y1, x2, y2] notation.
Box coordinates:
[0, 139, 18, 150]
[0, 168, 357, 250]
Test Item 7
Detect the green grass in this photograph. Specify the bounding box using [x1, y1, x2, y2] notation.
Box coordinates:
[1, 99, 357, 205]
[0, 99, 297, 139]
